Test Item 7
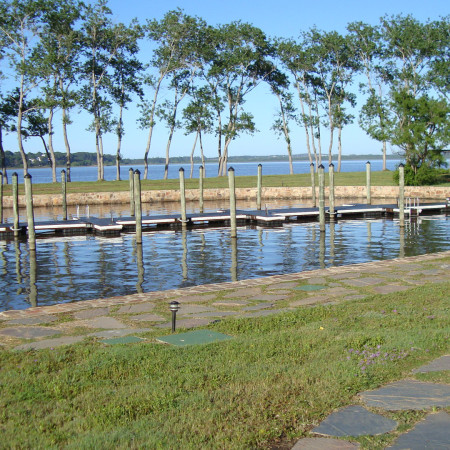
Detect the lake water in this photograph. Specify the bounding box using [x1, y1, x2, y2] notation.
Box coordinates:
[10, 159, 401, 184]
[1, 213, 449, 311]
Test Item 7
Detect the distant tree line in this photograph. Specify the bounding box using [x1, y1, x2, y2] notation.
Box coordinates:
[0, 0, 448, 185]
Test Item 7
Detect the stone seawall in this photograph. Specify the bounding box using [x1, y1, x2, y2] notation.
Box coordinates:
[2, 185, 450, 208]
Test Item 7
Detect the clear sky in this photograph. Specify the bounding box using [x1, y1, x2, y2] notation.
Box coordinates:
[2, 0, 448, 160]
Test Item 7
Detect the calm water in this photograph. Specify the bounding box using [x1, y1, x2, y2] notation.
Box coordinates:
[10, 160, 402, 184]
[1, 214, 449, 311]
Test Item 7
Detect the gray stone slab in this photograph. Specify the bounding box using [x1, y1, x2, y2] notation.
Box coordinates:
[344, 295, 367, 301]
[292, 437, 360, 449]
[223, 287, 263, 298]
[175, 294, 217, 303]
[6, 314, 58, 325]
[212, 300, 249, 307]
[323, 287, 359, 297]
[388, 411, 450, 449]
[248, 294, 290, 302]
[154, 318, 217, 329]
[89, 328, 151, 338]
[0, 327, 60, 339]
[306, 277, 328, 284]
[116, 303, 155, 314]
[343, 277, 384, 287]
[14, 336, 85, 350]
[73, 307, 111, 319]
[243, 303, 274, 311]
[177, 305, 216, 315]
[129, 314, 166, 322]
[312, 405, 397, 437]
[181, 311, 239, 318]
[81, 317, 127, 329]
[413, 355, 450, 373]
[242, 308, 289, 318]
[266, 281, 299, 290]
[290, 296, 329, 307]
[372, 285, 411, 294]
[360, 380, 450, 410]
[329, 272, 361, 280]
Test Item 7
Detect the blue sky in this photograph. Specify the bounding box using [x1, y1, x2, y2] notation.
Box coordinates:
[3, 0, 448, 160]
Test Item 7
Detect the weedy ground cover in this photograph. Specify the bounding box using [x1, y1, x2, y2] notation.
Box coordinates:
[0, 281, 448, 448]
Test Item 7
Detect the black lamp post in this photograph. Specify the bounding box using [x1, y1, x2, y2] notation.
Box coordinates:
[170, 301, 180, 332]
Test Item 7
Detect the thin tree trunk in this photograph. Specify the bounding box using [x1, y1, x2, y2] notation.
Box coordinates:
[295, 78, 314, 166]
[116, 103, 124, 181]
[199, 129, 205, 176]
[189, 130, 198, 179]
[382, 141, 387, 171]
[99, 132, 104, 180]
[337, 125, 342, 172]
[48, 108, 57, 182]
[62, 106, 71, 182]
[163, 124, 175, 180]
[275, 91, 294, 175]
[143, 75, 164, 179]
[0, 126, 8, 184]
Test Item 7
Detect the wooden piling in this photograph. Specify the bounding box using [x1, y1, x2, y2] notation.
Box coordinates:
[310, 163, 316, 207]
[0, 172, 3, 223]
[366, 161, 371, 204]
[24, 174, 36, 251]
[199, 165, 204, 214]
[318, 164, 325, 233]
[136, 242, 144, 293]
[230, 232, 237, 282]
[228, 167, 237, 238]
[12, 173, 19, 238]
[61, 169, 67, 220]
[398, 163, 405, 228]
[179, 168, 187, 226]
[257, 163, 262, 210]
[129, 168, 135, 217]
[133, 169, 142, 244]
[29, 249, 37, 307]
[329, 163, 335, 217]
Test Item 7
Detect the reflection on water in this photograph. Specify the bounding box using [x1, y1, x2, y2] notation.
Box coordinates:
[0, 214, 449, 311]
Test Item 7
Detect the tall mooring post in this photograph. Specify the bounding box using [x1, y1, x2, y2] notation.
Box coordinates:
[24, 174, 36, 251]
[133, 169, 142, 244]
[179, 168, 187, 226]
[129, 168, 135, 217]
[329, 163, 335, 218]
[228, 167, 237, 238]
[199, 165, 204, 214]
[366, 161, 371, 204]
[398, 163, 405, 228]
[61, 169, 67, 220]
[257, 163, 262, 210]
[0, 172, 3, 223]
[310, 163, 316, 207]
[318, 164, 325, 233]
[12, 172, 19, 238]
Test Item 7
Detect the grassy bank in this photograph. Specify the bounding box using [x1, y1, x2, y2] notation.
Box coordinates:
[0, 171, 399, 196]
[1, 279, 449, 448]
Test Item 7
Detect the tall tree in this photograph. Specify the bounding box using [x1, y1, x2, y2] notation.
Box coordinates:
[0, 93, 17, 183]
[139, 9, 205, 179]
[0, 0, 51, 175]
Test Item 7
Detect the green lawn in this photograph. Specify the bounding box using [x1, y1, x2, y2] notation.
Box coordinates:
[1, 279, 449, 448]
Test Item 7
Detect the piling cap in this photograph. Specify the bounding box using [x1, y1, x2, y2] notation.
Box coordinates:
[329, 163, 334, 167]
[24, 173, 32, 179]
[366, 161, 371, 164]
[179, 167, 184, 172]
[228, 167, 235, 172]
[134, 169, 140, 175]
[310, 163, 314, 167]
[399, 163, 404, 168]
[318, 164, 324, 169]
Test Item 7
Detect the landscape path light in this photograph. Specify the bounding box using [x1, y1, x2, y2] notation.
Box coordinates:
[170, 301, 180, 332]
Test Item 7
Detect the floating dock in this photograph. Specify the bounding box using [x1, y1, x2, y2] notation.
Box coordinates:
[0, 202, 448, 240]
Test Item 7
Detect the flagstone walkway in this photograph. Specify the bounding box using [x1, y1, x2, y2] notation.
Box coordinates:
[0, 251, 449, 449]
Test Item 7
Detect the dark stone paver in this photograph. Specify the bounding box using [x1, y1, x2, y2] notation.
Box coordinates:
[290, 296, 329, 307]
[73, 307, 110, 319]
[243, 303, 274, 311]
[248, 294, 290, 302]
[372, 285, 411, 294]
[129, 314, 166, 322]
[0, 327, 60, 339]
[5, 314, 58, 325]
[388, 411, 450, 449]
[312, 405, 397, 437]
[412, 355, 450, 373]
[177, 305, 216, 315]
[322, 287, 359, 297]
[175, 294, 217, 303]
[342, 277, 384, 287]
[88, 328, 151, 338]
[223, 287, 263, 298]
[182, 311, 239, 318]
[305, 277, 328, 284]
[14, 336, 85, 350]
[212, 300, 249, 307]
[295, 285, 327, 292]
[360, 380, 450, 410]
[79, 316, 127, 329]
[266, 281, 299, 290]
[292, 437, 360, 449]
[116, 303, 155, 314]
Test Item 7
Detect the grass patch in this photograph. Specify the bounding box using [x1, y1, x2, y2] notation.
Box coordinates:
[0, 282, 449, 448]
[0, 171, 410, 197]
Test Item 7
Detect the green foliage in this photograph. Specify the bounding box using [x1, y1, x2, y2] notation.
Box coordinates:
[393, 163, 441, 186]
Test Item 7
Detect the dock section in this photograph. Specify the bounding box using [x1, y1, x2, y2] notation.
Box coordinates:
[0, 202, 448, 240]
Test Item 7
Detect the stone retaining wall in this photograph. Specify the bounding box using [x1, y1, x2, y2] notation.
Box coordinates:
[2, 185, 450, 208]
